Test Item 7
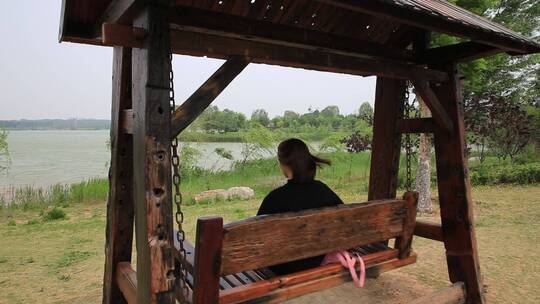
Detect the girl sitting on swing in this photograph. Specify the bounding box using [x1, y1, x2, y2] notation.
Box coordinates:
[257, 138, 344, 275]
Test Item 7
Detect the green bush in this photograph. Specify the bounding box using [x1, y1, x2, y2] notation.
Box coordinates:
[7, 219, 16, 226]
[470, 163, 540, 185]
[42, 207, 67, 221]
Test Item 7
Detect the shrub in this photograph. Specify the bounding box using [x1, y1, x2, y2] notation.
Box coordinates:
[42, 207, 67, 221]
[7, 219, 16, 226]
[470, 163, 540, 185]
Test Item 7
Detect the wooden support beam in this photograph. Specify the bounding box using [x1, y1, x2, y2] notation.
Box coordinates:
[422, 42, 501, 64]
[432, 64, 484, 304]
[396, 118, 436, 134]
[193, 217, 224, 304]
[101, 23, 449, 82]
[132, 4, 176, 304]
[121, 109, 134, 134]
[170, 56, 249, 138]
[395, 192, 418, 258]
[116, 262, 138, 304]
[411, 282, 467, 304]
[414, 220, 444, 242]
[94, 0, 143, 37]
[316, 0, 536, 54]
[102, 46, 135, 304]
[103, 23, 146, 48]
[171, 6, 415, 63]
[368, 78, 406, 200]
[413, 80, 454, 133]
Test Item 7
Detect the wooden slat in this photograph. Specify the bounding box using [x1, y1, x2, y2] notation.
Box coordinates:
[101, 23, 449, 82]
[368, 78, 405, 200]
[395, 192, 418, 258]
[131, 5, 176, 304]
[411, 282, 466, 304]
[413, 80, 454, 133]
[94, 0, 142, 37]
[396, 118, 436, 134]
[422, 42, 501, 64]
[102, 46, 135, 304]
[315, 0, 535, 54]
[432, 63, 484, 304]
[193, 217, 225, 304]
[221, 199, 409, 275]
[414, 220, 444, 242]
[220, 253, 417, 304]
[116, 262, 138, 304]
[170, 56, 249, 138]
[170, 6, 415, 63]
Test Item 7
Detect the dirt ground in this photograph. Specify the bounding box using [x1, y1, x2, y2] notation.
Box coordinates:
[287, 272, 434, 303]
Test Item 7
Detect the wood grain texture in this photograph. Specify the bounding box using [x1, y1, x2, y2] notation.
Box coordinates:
[170, 56, 249, 137]
[432, 63, 484, 304]
[411, 282, 466, 304]
[395, 191, 418, 258]
[221, 254, 417, 304]
[368, 78, 406, 200]
[116, 262, 138, 304]
[102, 46, 134, 304]
[193, 217, 224, 304]
[412, 80, 454, 133]
[422, 42, 500, 64]
[221, 199, 409, 275]
[414, 220, 444, 242]
[132, 4, 175, 304]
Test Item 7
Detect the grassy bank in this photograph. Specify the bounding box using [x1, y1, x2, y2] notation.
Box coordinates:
[1, 152, 540, 303]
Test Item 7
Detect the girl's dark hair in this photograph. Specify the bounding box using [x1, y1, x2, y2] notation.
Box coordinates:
[277, 138, 331, 183]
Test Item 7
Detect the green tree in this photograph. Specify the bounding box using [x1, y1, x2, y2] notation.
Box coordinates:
[239, 123, 275, 165]
[321, 105, 340, 117]
[251, 109, 270, 127]
[358, 102, 374, 126]
[0, 128, 10, 173]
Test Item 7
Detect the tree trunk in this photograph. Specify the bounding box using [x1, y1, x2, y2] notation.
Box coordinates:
[416, 98, 433, 213]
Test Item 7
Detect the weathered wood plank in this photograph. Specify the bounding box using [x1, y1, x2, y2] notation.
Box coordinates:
[396, 118, 436, 134]
[131, 4, 176, 304]
[102, 23, 146, 48]
[95, 0, 143, 37]
[193, 217, 224, 304]
[411, 282, 466, 304]
[170, 56, 249, 138]
[221, 199, 409, 275]
[412, 80, 454, 133]
[414, 220, 444, 242]
[116, 262, 138, 304]
[121, 109, 134, 134]
[171, 6, 415, 63]
[102, 27, 449, 82]
[368, 78, 406, 200]
[422, 42, 501, 64]
[102, 46, 134, 304]
[395, 191, 418, 258]
[432, 63, 484, 304]
[315, 0, 532, 54]
[220, 254, 417, 304]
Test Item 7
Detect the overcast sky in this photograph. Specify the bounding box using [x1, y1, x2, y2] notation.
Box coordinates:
[0, 1, 376, 120]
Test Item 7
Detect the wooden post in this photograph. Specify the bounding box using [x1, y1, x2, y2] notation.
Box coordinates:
[193, 217, 224, 304]
[432, 64, 484, 304]
[102, 46, 135, 304]
[368, 77, 406, 200]
[132, 4, 176, 304]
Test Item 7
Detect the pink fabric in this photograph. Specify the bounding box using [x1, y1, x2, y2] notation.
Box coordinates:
[322, 251, 365, 288]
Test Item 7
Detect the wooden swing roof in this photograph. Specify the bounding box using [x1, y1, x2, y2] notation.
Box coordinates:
[60, 0, 540, 79]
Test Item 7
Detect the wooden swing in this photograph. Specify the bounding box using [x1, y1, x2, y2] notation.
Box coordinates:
[58, 1, 540, 303]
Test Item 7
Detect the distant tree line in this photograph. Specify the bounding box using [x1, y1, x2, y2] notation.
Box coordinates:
[0, 119, 110, 130]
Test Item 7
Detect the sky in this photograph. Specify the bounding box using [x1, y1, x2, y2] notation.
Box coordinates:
[0, 1, 376, 120]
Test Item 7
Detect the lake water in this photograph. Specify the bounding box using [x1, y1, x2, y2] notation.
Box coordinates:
[0, 130, 267, 192]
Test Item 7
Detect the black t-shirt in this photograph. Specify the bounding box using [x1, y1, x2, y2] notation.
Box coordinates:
[257, 179, 344, 275]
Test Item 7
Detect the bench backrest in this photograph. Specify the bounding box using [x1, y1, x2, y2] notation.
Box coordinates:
[191, 192, 417, 303]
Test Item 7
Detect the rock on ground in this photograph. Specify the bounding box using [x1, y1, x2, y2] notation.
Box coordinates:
[194, 187, 255, 203]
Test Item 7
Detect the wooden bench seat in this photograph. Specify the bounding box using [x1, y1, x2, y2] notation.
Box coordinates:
[117, 193, 418, 304]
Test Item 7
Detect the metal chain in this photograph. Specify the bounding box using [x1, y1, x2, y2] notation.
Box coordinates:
[169, 51, 189, 301]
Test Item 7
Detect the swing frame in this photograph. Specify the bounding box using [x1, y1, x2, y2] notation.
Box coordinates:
[58, 1, 540, 304]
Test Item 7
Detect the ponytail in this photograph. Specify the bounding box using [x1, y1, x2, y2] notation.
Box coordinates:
[278, 138, 331, 183]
